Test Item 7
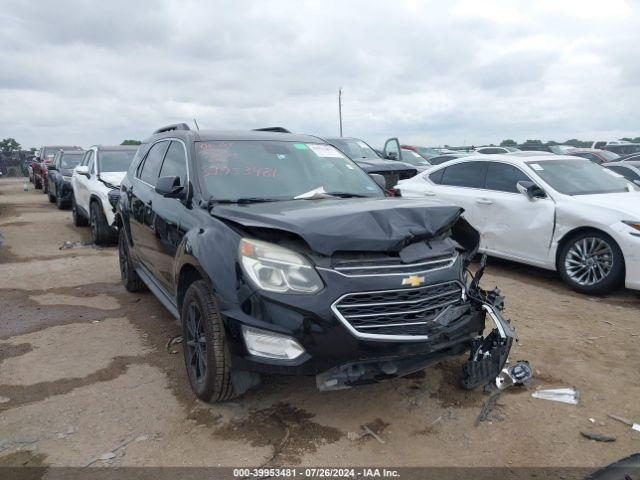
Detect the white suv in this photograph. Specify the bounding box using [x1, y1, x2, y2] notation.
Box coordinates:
[71, 145, 139, 244]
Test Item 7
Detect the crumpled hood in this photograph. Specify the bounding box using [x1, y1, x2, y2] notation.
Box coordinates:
[211, 198, 464, 256]
[572, 191, 640, 219]
[354, 157, 417, 173]
[98, 171, 126, 187]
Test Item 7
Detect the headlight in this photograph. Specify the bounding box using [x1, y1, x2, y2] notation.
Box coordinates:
[62, 176, 72, 182]
[622, 220, 640, 232]
[239, 238, 323, 293]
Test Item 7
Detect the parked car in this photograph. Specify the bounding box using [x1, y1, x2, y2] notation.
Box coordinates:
[71, 145, 138, 245]
[618, 152, 640, 162]
[428, 152, 472, 165]
[381, 137, 435, 172]
[401, 145, 442, 160]
[47, 149, 85, 208]
[33, 145, 82, 190]
[601, 143, 640, 156]
[474, 146, 520, 154]
[591, 140, 632, 149]
[548, 145, 576, 155]
[323, 137, 418, 190]
[399, 154, 640, 294]
[113, 123, 516, 402]
[568, 148, 619, 164]
[398, 148, 431, 171]
[603, 161, 640, 186]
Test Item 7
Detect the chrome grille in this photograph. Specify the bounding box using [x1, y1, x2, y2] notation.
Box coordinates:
[332, 254, 457, 277]
[332, 281, 464, 340]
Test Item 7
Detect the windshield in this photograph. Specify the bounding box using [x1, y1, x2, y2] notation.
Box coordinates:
[415, 147, 440, 158]
[526, 159, 634, 195]
[400, 150, 430, 166]
[61, 153, 83, 169]
[99, 150, 136, 172]
[326, 138, 379, 159]
[600, 150, 620, 161]
[196, 140, 384, 202]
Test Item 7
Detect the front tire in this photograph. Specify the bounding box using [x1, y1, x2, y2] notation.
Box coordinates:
[72, 196, 88, 226]
[56, 191, 66, 209]
[181, 280, 236, 403]
[118, 230, 146, 292]
[90, 201, 113, 245]
[48, 185, 56, 203]
[558, 231, 624, 295]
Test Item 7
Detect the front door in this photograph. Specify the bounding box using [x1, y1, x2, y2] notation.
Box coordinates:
[476, 162, 555, 264]
[383, 138, 401, 161]
[128, 140, 170, 277]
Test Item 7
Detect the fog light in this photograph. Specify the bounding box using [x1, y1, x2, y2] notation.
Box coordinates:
[242, 326, 305, 360]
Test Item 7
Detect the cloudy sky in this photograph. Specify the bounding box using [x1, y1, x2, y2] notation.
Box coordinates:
[1, 0, 638, 149]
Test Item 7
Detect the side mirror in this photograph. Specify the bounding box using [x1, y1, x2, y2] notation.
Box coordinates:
[369, 173, 387, 189]
[517, 181, 547, 200]
[155, 176, 184, 198]
[75, 165, 90, 178]
[386, 152, 398, 160]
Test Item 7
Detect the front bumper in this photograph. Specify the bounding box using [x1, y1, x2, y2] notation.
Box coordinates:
[219, 258, 487, 378]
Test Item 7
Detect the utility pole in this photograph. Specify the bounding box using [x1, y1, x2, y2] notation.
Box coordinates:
[338, 88, 343, 137]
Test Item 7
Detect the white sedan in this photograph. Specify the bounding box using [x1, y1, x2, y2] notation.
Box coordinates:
[399, 154, 640, 294]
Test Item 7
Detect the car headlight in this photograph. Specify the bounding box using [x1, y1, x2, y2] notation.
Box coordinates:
[622, 220, 640, 232]
[62, 175, 72, 182]
[239, 238, 323, 293]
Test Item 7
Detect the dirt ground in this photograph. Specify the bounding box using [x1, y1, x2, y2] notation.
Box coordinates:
[1, 176, 639, 470]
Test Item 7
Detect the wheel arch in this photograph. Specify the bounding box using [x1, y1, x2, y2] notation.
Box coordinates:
[555, 226, 625, 271]
[176, 262, 214, 313]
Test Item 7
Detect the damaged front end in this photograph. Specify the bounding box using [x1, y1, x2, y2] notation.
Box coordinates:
[461, 255, 517, 390]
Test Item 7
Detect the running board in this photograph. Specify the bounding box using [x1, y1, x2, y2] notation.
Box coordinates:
[135, 266, 180, 320]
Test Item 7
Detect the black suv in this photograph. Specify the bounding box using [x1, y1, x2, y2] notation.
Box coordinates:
[113, 124, 516, 403]
[47, 149, 85, 208]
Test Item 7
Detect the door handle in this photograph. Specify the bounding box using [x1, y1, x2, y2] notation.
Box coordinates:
[423, 191, 436, 196]
[476, 199, 493, 205]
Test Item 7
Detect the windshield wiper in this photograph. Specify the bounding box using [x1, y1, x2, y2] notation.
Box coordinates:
[323, 192, 370, 198]
[207, 197, 281, 210]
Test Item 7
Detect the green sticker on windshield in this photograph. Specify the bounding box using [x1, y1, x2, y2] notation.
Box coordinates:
[293, 143, 308, 150]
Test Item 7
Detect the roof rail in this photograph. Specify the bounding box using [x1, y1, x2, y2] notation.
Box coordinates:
[153, 123, 191, 134]
[252, 127, 291, 133]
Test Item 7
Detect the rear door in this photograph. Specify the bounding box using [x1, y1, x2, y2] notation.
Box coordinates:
[129, 140, 170, 276]
[478, 161, 555, 264]
[428, 161, 488, 231]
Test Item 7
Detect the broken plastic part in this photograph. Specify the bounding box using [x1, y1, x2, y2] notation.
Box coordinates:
[532, 388, 580, 405]
[495, 360, 533, 390]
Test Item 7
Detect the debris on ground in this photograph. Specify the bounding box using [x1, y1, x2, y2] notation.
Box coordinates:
[580, 431, 616, 442]
[166, 335, 182, 352]
[0, 396, 10, 403]
[608, 414, 640, 432]
[585, 453, 640, 479]
[59, 240, 100, 250]
[475, 392, 502, 426]
[495, 360, 533, 390]
[348, 420, 387, 444]
[531, 387, 580, 405]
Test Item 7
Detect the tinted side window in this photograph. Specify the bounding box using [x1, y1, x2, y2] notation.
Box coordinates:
[429, 168, 444, 184]
[159, 141, 187, 186]
[485, 162, 531, 193]
[441, 162, 487, 188]
[430, 155, 454, 165]
[139, 141, 169, 186]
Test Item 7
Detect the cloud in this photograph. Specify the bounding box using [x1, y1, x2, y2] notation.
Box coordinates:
[0, 0, 638, 149]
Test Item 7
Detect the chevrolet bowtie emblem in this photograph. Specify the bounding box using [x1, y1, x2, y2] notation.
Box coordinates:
[402, 275, 425, 287]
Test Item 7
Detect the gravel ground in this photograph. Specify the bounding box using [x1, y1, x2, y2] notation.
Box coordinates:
[1, 176, 639, 470]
